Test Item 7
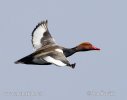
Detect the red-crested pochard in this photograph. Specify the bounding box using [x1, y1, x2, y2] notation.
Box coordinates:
[15, 20, 100, 69]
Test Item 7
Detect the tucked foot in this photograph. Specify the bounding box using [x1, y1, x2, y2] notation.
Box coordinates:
[71, 63, 76, 69]
[67, 63, 76, 69]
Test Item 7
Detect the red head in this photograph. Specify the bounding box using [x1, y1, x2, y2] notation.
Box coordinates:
[76, 42, 100, 51]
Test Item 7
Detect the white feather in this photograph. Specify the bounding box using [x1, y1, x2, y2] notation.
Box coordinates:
[43, 56, 66, 67]
[32, 24, 47, 49]
[55, 49, 63, 53]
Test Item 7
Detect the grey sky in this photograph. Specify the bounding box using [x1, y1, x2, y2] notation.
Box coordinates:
[0, 0, 127, 100]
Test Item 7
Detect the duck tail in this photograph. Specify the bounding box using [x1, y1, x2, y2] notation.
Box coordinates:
[15, 54, 33, 64]
[15, 60, 23, 64]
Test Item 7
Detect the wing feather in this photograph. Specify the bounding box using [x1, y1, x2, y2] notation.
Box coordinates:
[43, 49, 71, 67]
[32, 20, 56, 49]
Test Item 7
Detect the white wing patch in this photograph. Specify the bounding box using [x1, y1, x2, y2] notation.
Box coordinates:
[43, 56, 66, 67]
[55, 49, 63, 53]
[32, 22, 47, 49]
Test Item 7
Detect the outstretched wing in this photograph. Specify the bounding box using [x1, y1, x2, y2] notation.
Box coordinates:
[32, 20, 56, 49]
[43, 49, 71, 67]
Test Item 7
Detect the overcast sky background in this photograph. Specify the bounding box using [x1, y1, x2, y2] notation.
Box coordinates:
[0, 0, 127, 100]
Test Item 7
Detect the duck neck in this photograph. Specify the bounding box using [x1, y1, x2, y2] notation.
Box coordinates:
[63, 47, 78, 57]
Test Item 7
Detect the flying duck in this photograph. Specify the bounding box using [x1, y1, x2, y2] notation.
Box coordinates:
[15, 20, 100, 68]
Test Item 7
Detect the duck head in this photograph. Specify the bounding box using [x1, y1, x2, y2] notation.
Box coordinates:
[76, 42, 100, 51]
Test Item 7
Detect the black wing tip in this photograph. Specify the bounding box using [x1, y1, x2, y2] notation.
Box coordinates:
[46, 20, 48, 24]
[32, 20, 48, 35]
[32, 19, 48, 28]
[39, 20, 48, 25]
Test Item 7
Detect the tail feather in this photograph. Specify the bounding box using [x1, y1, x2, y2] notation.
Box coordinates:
[15, 54, 34, 64]
[15, 60, 25, 64]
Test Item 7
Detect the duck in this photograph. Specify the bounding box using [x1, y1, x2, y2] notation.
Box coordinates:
[15, 20, 100, 68]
